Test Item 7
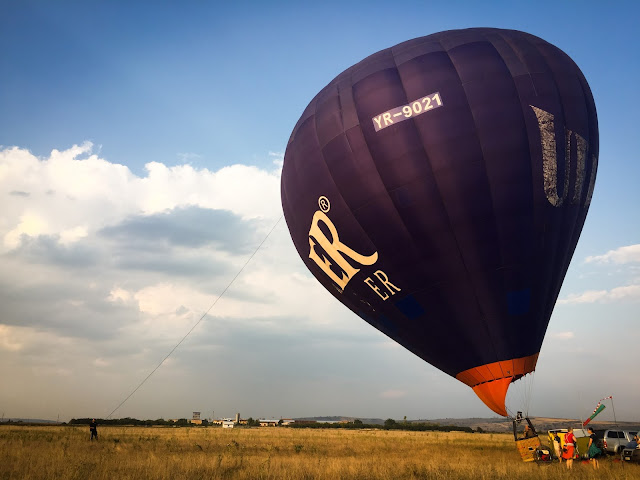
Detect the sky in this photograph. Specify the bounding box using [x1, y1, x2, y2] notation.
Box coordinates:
[1, 0, 638, 423]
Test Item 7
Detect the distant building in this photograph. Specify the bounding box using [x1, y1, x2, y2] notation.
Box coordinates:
[222, 420, 235, 429]
[259, 419, 279, 427]
[190, 412, 203, 425]
[281, 419, 296, 426]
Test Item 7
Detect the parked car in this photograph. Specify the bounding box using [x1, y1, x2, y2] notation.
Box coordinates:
[621, 446, 640, 463]
[602, 429, 638, 454]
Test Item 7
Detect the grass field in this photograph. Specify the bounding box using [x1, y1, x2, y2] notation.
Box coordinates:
[1, 425, 638, 479]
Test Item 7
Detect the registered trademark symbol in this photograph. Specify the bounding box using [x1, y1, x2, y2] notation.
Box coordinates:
[318, 196, 330, 213]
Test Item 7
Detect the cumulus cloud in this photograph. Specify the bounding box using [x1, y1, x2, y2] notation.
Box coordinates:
[0, 324, 75, 354]
[0, 142, 281, 253]
[93, 358, 110, 367]
[0, 325, 24, 351]
[99, 207, 261, 253]
[108, 287, 132, 303]
[585, 244, 640, 264]
[379, 390, 407, 399]
[0, 143, 299, 351]
[558, 284, 640, 304]
[4, 213, 49, 249]
[550, 331, 575, 339]
[269, 151, 284, 168]
[176, 152, 202, 163]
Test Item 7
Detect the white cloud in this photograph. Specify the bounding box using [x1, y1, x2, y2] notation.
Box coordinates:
[134, 283, 211, 317]
[93, 358, 110, 367]
[585, 244, 640, 264]
[379, 389, 407, 399]
[550, 331, 575, 339]
[176, 152, 202, 163]
[0, 325, 24, 351]
[558, 284, 640, 304]
[0, 324, 75, 353]
[108, 287, 132, 303]
[269, 151, 284, 168]
[0, 143, 295, 356]
[137, 161, 280, 220]
[0, 143, 282, 253]
[558, 290, 607, 304]
[4, 213, 49, 249]
[59, 226, 88, 245]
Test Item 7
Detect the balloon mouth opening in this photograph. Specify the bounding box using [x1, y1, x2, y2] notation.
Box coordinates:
[455, 353, 539, 416]
[472, 379, 512, 416]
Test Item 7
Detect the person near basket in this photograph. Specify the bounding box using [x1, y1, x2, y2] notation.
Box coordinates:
[587, 427, 601, 469]
[562, 427, 577, 469]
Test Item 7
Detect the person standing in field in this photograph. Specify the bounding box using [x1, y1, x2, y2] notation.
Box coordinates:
[587, 427, 601, 469]
[90, 419, 98, 441]
[562, 427, 577, 469]
[552, 433, 562, 462]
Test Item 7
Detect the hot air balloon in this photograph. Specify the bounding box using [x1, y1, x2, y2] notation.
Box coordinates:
[281, 28, 598, 417]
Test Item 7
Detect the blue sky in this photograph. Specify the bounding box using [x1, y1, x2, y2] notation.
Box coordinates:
[1, 0, 638, 423]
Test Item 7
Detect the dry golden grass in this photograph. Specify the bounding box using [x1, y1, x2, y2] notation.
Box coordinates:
[1, 424, 637, 479]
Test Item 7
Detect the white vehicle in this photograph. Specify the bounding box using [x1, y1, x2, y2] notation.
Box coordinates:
[603, 429, 638, 454]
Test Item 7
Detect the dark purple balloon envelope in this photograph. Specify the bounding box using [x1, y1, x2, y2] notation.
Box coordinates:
[281, 28, 598, 415]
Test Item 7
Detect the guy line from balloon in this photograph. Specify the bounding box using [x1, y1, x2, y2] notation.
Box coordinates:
[308, 103, 597, 298]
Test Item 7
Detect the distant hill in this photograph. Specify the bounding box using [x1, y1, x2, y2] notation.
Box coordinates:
[414, 417, 640, 433]
[1, 418, 61, 424]
[293, 416, 640, 433]
[4, 416, 638, 433]
[294, 416, 385, 425]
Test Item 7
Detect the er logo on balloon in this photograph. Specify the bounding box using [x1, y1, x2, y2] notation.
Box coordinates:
[308, 197, 401, 299]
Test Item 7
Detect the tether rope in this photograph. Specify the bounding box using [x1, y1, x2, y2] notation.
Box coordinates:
[106, 215, 283, 419]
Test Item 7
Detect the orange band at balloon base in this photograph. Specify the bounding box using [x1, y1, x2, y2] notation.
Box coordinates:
[455, 353, 539, 417]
